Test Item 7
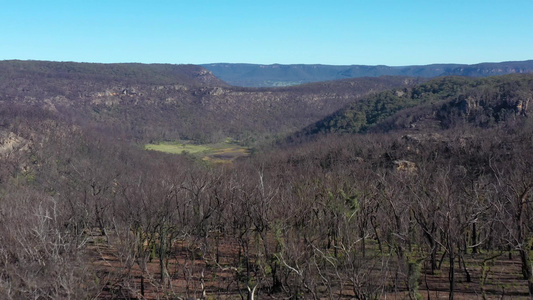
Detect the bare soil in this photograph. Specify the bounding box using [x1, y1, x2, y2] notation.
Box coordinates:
[86, 233, 531, 299]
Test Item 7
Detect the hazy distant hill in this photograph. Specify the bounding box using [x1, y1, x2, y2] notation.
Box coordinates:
[202, 60, 533, 87]
[442, 60, 533, 77]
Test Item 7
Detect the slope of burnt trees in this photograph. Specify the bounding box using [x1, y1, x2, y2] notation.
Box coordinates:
[0, 60, 423, 145]
[2, 100, 533, 298]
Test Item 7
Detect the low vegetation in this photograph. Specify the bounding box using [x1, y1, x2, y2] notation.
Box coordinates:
[145, 141, 212, 154]
[144, 140, 250, 163]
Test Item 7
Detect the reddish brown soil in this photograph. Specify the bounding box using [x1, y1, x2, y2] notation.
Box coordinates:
[86, 236, 531, 299]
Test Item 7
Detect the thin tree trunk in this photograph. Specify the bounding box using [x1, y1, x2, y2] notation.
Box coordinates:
[370, 216, 383, 253]
[459, 251, 471, 283]
[448, 248, 455, 300]
[519, 249, 533, 295]
[471, 222, 478, 254]
[141, 273, 145, 297]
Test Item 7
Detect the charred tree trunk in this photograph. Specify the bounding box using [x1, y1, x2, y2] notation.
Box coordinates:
[448, 247, 455, 300]
[471, 222, 478, 254]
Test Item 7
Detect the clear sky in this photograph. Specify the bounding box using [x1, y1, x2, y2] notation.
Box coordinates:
[1, 0, 532, 66]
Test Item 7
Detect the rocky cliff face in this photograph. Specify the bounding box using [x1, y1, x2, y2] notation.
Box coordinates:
[191, 68, 227, 86]
[0, 131, 28, 156]
[455, 95, 530, 117]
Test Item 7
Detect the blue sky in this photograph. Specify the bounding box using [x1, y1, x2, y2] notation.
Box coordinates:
[1, 0, 532, 66]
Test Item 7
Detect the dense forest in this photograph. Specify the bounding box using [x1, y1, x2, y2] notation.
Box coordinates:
[1, 61, 533, 299]
[299, 74, 533, 136]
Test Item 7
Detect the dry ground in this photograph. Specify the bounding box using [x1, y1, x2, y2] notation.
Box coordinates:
[84, 231, 531, 299]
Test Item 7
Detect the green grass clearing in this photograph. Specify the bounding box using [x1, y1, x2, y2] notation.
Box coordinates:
[145, 142, 210, 154]
[145, 141, 250, 163]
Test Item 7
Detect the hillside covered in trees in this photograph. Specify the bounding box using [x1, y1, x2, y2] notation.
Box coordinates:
[1, 61, 533, 299]
[0, 60, 422, 144]
[298, 73, 533, 138]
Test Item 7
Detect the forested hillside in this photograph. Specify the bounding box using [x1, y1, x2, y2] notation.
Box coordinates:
[0, 60, 421, 143]
[0, 60, 226, 86]
[2, 109, 533, 298]
[1, 61, 533, 299]
[299, 73, 533, 137]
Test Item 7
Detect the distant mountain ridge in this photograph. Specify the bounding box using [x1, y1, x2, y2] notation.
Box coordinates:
[202, 60, 533, 87]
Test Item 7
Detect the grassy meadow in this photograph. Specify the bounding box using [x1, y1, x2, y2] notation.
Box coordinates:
[144, 140, 250, 163]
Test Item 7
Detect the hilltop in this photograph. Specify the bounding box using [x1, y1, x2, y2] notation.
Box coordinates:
[0, 60, 226, 86]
